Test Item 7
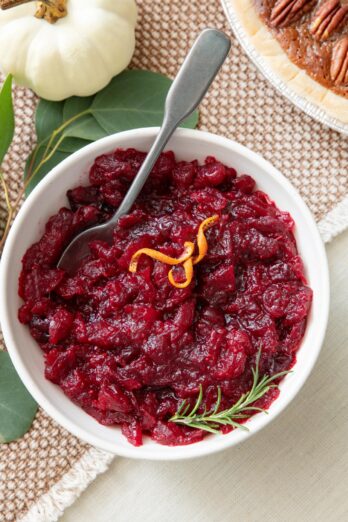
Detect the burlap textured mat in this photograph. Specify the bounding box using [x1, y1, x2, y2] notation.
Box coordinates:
[0, 1, 347, 521]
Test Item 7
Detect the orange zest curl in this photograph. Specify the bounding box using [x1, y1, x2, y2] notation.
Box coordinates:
[168, 258, 194, 289]
[192, 215, 219, 265]
[129, 215, 219, 288]
[129, 242, 195, 273]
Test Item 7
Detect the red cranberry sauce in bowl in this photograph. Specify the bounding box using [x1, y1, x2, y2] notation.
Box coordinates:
[18, 148, 312, 447]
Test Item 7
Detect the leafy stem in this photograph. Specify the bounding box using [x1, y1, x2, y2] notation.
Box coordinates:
[22, 132, 68, 197]
[39, 108, 90, 163]
[170, 349, 291, 434]
[24, 108, 91, 191]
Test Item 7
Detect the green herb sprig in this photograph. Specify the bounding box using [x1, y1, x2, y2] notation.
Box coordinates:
[170, 350, 291, 434]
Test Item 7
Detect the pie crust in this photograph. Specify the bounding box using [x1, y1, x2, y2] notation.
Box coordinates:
[229, 0, 348, 124]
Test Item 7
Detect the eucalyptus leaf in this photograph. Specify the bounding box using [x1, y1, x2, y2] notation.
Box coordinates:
[63, 95, 94, 121]
[0, 75, 15, 165]
[64, 115, 106, 141]
[26, 69, 199, 194]
[0, 351, 37, 443]
[91, 70, 198, 133]
[58, 137, 92, 153]
[25, 147, 70, 194]
[35, 98, 63, 143]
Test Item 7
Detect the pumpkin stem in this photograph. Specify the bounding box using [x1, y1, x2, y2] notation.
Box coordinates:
[35, 0, 67, 23]
[0, 0, 67, 24]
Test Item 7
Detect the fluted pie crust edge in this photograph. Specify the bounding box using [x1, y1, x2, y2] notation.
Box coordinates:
[230, 0, 348, 124]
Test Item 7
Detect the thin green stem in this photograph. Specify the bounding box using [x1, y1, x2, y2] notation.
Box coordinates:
[40, 109, 90, 164]
[13, 132, 66, 212]
[26, 144, 40, 180]
[0, 172, 13, 251]
[25, 108, 91, 183]
[25, 133, 66, 189]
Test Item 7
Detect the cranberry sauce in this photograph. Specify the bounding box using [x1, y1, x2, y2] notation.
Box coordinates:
[18, 149, 312, 446]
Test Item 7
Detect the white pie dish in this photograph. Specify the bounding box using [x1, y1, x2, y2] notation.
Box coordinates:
[0, 127, 329, 460]
[221, 0, 348, 135]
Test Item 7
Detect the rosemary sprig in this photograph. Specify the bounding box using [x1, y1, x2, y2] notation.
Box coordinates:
[170, 350, 291, 434]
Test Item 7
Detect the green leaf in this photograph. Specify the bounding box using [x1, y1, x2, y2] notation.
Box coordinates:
[58, 137, 92, 153]
[63, 95, 94, 120]
[36, 98, 63, 143]
[182, 111, 199, 129]
[0, 74, 15, 165]
[91, 70, 198, 133]
[25, 146, 70, 195]
[0, 351, 37, 443]
[26, 69, 199, 194]
[64, 115, 106, 141]
[61, 72, 198, 141]
[35, 99, 100, 149]
[35, 97, 102, 144]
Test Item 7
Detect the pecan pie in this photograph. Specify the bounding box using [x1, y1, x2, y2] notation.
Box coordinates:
[229, 0, 348, 122]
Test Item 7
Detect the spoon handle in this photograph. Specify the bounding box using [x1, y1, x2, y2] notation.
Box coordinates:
[110, 28, 231, 223]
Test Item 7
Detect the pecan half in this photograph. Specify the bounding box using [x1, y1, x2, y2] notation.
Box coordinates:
[331, 35, 348, 85]
[310, 0, 348, 41]
[270, 0, 313, 28]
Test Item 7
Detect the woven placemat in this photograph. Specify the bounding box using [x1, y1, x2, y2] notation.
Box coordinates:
[0, 0, 347, 521]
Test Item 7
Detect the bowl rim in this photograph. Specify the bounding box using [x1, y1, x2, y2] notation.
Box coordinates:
[0, 127, 330, 460]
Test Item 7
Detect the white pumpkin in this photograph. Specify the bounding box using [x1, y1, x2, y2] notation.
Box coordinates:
[0, 0, 137, 100]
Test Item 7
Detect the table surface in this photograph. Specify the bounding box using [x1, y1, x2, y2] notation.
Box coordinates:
[61, 230, 348, 522]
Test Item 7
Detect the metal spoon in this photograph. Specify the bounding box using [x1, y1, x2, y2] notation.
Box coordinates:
[58, 28, 231, 273]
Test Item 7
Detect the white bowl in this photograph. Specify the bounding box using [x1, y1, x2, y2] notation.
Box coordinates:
[0, 128, 329, 460]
